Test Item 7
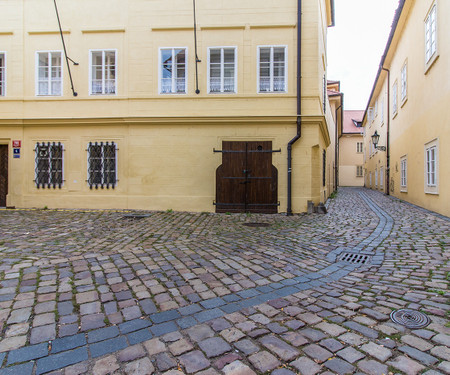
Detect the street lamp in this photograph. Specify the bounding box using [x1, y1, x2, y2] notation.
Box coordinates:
[371, 130, 386, 151]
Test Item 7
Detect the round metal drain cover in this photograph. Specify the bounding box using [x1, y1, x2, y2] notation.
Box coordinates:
[390, 309, 431, 329]
[123, 213, 151, 219]
[242, 222, 270, 228]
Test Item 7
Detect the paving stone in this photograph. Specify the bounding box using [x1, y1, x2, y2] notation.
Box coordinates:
[303, 343, 333, 363]
[282, 331, 309, 347]
[0, 362, 34, 375]
[248, 350, 280, 373]
[186, 324, 215, 342]
[337, 346, 365, 363]
[30, 323, 56, 344]
[343, 321, 378, 339]
[179, 350, 210, 373]
[290, 356, 321, 375]
[259, 335, 299, 361]
[199, 336, 232, 358]
[315, 321, 347, 336]
[324, 358, 355, 375]
[124, 357, 155, 375]
[169, 338, 194, 356]
[338, 332, 368, 346]
[87, 326, 120, 343]
[319, 338, 344, 352]
[387, 355, 425, 375]
[155, 352, 177, 371]
[430, 346, 450, 361]
[437, 361, 450, 374]
[143, 337, 166, 355]
[401, 334, 434, 351]
[90, 336, 128, 358]
[398, 345, 439, 366]
[360, 341, 392, 361]
[357, 359, 388, 375]
[92, 355, 120, 375]
[299, 328, 327, 342]
[36, 347, 89, 375]
[222, 360, 257, 375]
[213, 353, 242, 370]
[0, 335, 27, 352]
[119, 318, 152, 334]
[7, 342, 48, 365]
[234, 339, 259, 355]
[220, 327, 246, 343]
[51, 333, 87, 354]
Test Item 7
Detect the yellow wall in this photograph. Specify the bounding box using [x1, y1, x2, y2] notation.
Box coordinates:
[0, 0, 335, 213]
[339, 135, 364, 187]
[363, 0, 450, 216]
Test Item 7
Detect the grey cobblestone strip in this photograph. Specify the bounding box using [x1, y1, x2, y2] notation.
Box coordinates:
[0, 190, 400, 374]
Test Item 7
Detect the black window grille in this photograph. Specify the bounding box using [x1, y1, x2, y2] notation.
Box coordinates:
[35, 142, 64, 188]
[87, 141, 117, 189]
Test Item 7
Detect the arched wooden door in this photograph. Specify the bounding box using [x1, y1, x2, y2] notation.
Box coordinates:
[215, 141, 278, 213]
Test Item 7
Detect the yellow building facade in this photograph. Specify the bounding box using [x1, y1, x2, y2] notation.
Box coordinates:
[0, 0, 336, 213]
[363, 0, 450, 217]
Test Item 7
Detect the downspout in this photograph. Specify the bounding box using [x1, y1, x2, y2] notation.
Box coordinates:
[335, 97, 343, 191]
[287, 0, 302, 216]
[382, 67, 390, 195]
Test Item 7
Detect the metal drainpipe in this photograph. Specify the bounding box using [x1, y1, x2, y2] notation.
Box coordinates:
[287, 0, 302, 216]
[382, 67, 390, 195]
[335, 99, 343, 191]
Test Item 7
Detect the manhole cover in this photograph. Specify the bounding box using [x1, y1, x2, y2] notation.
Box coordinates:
[390, 309, 431, 329]
[339, 252, 371, 264]
[123, 213, 151, 219]
[242, 222, 271, 228]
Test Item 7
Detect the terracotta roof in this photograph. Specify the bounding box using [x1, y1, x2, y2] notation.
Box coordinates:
[343, 110, 364, 133]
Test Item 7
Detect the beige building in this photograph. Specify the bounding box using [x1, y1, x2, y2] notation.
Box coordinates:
[339, 110, 364, 187]
[0, 0, 336, 214]
[362, 0, 450, 217]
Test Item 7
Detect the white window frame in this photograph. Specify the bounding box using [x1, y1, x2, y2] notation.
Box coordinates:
[400, 156, 407, 192]
[89, 49, 117, 95]
[424, 139, 439, 194]
[0, 52, 6, 96]
[425, 3, 437, 69]
[380, 166, 384, 190]
[257, 45, 287, 93]
[34, 142, 64, 188]
[401, 61, 407, 104]
[35, 51, 63, 96]
[159, 47, 188, 94]
[392, 81, 398, 117]
[207, 47, 237, 94]
[87, 142, 118, 189]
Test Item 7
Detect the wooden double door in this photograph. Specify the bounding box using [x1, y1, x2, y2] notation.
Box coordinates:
[0, 145, 8, 207]
[215, 141, 278, 213]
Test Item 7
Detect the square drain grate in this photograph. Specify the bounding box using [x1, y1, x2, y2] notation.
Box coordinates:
[339, 252, 371, 265]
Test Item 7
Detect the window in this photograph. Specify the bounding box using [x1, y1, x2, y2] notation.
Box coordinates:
[369, 172, 372, 186]
[401, 62, 407, 102]
[374, 100, 378, 116]
[380, 166, 384, 189]
[323, 74, 327, 113]
[160, 48, 187, 94]
[392, 81, 398, 116]
[425, 4, 437, 64]
[322, 150, 326, 187]
[90, 50, 116, 95]
[36, 51, 62, 96]
[357, 142, 363, 153]
[0, 53, 5, 96]
[381, 100, 384, 124]
[375, 169, 378, 188]
[87, 142, 117, 189]
[356, 166, 363, 177]
[35, 142, 63, 188]
[208, 47, 236, 93]
[258, 46, 287, 93]
[425, 140, 439, 195]
[368, 107, 374, 124]
[401, 156, 407, 191]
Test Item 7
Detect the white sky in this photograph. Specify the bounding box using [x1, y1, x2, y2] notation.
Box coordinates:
[327, 0, 400, 110]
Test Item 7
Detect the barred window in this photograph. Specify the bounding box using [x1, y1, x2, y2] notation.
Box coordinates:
[356, 165, 363, 177]
[35, 142, 64, 188]
[87, 142, 117, 189]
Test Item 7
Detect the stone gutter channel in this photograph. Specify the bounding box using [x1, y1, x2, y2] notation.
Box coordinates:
[0, 192, 394, 375]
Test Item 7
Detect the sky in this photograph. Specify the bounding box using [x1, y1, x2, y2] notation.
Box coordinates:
[327, 0, 400, 110]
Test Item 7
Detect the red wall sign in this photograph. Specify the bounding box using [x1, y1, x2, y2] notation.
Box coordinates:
[12, 140, 21, 148]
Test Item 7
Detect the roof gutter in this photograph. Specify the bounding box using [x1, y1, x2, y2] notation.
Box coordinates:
[286, 0, 302, 216]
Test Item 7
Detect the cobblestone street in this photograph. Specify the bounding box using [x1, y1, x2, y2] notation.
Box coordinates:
[0, 187, 448, 375]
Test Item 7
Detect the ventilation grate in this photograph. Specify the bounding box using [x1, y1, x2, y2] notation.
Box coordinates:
[390, 309, 431, 329]
[339, 252, 371, 265]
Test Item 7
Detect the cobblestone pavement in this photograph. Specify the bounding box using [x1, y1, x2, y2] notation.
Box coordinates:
[0, 187, 448, 375]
